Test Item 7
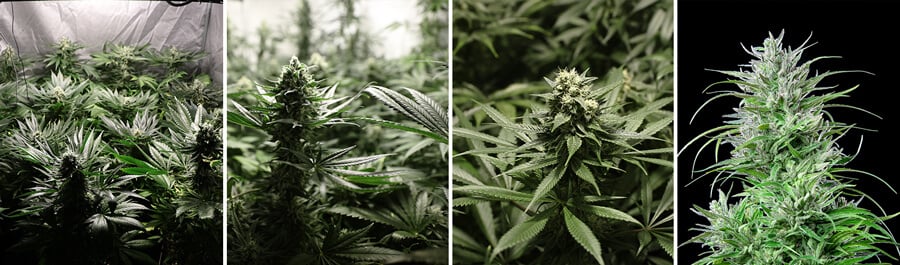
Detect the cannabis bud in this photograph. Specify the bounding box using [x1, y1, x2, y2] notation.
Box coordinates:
[276, 57, 318, 96]
[59, 153, 81, 177]
[60, 38, 72, 49]
[548, 69, 602, 118]
[540, 68, 611, 138]
[273, 57, 321, 130]
[52, 86, 66, 102]
[194, 124, 221, 158]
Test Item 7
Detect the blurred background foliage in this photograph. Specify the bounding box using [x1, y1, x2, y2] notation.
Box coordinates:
[226, 0, 449, 264]
[452, 0, 673, 264]
[453, 0, 672, 94]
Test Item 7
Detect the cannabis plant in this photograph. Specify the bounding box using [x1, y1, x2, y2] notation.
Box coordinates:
[685, 32, 899, 264]
[0, 38, 221, 264]
[43, 38, 86, 79]
[229, 59, 339, 263]
[9, 126, 152, 264]
[149, 47, 204, 74]
[454, 68, 673, 264]
[227, 1, 449, 263]
[228, 56, 448, 264]
[453, 0, 672, 263]
[16, 72, 95, 121]
[91, 43, 152, 90]
[1, 47, 17, 83]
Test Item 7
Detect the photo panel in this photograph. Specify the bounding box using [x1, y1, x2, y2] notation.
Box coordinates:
[677, 0, 900, 263]
[452, 1, 674, 264]
[0, 1, 224, 264]
[225, 0, 449, 264]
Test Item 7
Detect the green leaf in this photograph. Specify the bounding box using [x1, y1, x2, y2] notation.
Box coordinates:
[343, 176, 395, 186]
[146, 174, 175, 190]
[526, 167, 562, 211]
[476, 35, 499, 57]
[624, 97, 672, 131]
[565, 136, 582, 167]
[354, 117, 448, 144]
[115, 154, 153, 169]
[124, 239, 154, 249]
[574, 163, 600, 195]
[654, 232, 674, 257]
[320, 145, 358, 164]
[328, 168, 411, 177]
[115, 154, 167, 175]
[327, 206, 404, 230]
[551, 113, 570, 132]
[364, 85, 448, 138]
[229, 100, 262, 127]
[402, 87, 448, 135]
[492, 214, 549, 257]
[622, 147, 672, 155]
[563, 207, 605, 265]
[453, 166, 484, 185]
[474, 202, 497, 246]
[455, 127, 515, 147]
[632, 156, 673, 168]
[455, 185, 534, 202]
[88, 214, 109, 233]
[640, 115, 673, 137]
[637, 230, 652, 254]
[579, 205, 641, 225]
[333, 246, 402, 262]
[477, 102, 516, 127]
[323, 154, 390, 167]
[326, 223, 372, 251]
[453, 197, 491, 208]
[106, 216, 144, 229]
[504, 157, 556, 176]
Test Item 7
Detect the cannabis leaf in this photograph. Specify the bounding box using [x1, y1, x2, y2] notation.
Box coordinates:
[364, 85, 449, 144]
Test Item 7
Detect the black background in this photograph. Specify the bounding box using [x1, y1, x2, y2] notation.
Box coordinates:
[677, 0, 900, 262]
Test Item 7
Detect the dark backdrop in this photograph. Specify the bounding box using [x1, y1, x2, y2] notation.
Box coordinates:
[677, 0, 900, 263]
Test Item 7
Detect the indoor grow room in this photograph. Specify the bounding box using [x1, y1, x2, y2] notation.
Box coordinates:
[452, 0, 674, 264]
[0, 1, 223, 264]
[226, 0, 449, 264]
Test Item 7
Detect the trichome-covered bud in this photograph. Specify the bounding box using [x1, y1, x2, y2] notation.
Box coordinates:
[273, 57, 321, 137]
[543, 68, 605, 133]
[276, 57, 318, 96]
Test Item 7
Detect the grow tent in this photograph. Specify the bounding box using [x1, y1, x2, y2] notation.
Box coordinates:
[0, 0, 223, 85]
[0, 2, 226, 264]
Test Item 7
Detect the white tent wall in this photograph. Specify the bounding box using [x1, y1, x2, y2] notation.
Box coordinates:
[0, 1, 223, 85]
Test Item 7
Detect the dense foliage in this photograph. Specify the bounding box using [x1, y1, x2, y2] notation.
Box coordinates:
[684, 32, 900, 264]
[0, 38, 222, 264]
[452, 0, 673, 264]
[226, 0, 449, 264]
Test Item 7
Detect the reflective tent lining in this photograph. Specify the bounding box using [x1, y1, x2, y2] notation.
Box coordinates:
[0, 1, 223, 86]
